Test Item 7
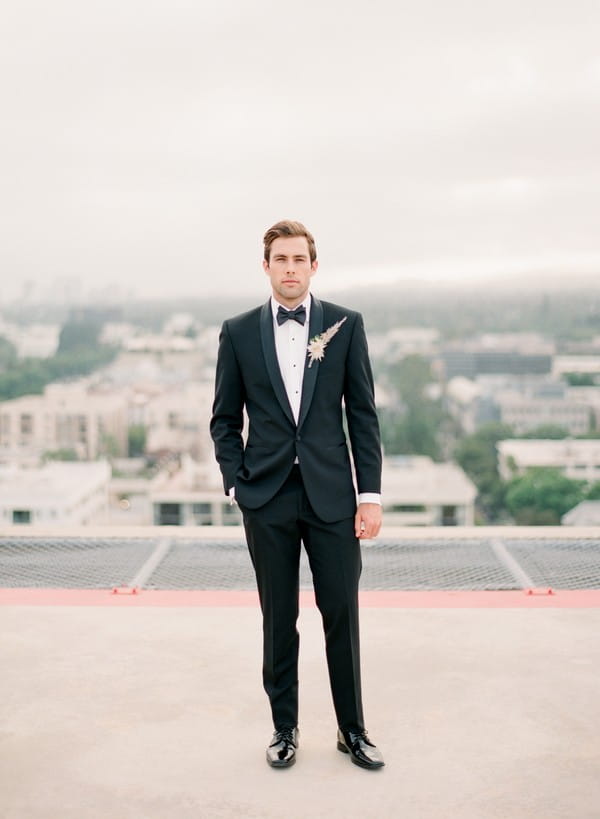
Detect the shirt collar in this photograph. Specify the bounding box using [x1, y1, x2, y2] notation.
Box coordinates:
[270, 293, 311, 323]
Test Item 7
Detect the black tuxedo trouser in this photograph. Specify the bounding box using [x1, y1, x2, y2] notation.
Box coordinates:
[238, 465, 364, 733]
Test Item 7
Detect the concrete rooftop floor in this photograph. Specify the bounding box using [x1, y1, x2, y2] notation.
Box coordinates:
[1, 598, 600, 819]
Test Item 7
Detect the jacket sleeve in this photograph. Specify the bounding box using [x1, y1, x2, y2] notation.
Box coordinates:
[210, 321, 245, 495]
[343, 313, 382, 494]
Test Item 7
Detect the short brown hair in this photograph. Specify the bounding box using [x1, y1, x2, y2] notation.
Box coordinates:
[263, 220, 317, 264]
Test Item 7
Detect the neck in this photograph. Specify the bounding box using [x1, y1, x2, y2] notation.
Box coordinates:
[273, 293, 310, 310]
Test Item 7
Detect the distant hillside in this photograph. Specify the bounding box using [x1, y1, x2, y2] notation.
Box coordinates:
[3, 276, 599, 342]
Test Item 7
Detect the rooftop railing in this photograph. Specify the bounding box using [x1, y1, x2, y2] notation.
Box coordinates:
[1, 526, 599, 593]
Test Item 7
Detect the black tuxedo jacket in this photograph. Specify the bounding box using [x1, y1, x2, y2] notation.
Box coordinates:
[210, 295, 382, 523]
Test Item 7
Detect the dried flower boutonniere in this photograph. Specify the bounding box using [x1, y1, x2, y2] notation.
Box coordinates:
[307, 316, 347, 367]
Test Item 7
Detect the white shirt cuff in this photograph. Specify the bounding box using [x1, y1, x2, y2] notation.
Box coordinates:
[228, 487, 236, 505]
[358, 493, 381, 505]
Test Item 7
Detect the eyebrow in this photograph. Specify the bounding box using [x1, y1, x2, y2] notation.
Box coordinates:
[273, 254, 309, 260]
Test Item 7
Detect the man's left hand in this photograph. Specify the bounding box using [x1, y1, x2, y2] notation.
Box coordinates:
[355, 503, 382, 539]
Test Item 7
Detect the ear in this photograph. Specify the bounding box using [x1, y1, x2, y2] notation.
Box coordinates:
[310, 260, 318, 277]
[262, 259, 270, 274]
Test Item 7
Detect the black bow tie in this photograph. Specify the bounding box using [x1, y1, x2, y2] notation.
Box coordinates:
[277, 305, 306, 326]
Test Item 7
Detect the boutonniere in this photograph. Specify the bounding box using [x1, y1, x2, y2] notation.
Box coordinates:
[307, 317, 347, 367]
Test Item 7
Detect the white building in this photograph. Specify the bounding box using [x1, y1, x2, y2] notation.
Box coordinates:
[150, 454, 239, 526]
[0, 319, 60, 359]
[566, 386, 600, 428]
[381, 456, 477, 526]
[0, 382, 128, 463]
[497, 439, 600, 482]
[0, 460, 110, 526]
[144, 382, 214, 461]
[148, 454, 478, 527]
[562, 500, 600, 526]
[446, 375, 598, 436]
[552, 356, 600, 377]
[496, 392, 591, 435]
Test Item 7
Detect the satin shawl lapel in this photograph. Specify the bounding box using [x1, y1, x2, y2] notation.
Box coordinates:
[259, 301, 295, 427]
[297, 295, 324, 431]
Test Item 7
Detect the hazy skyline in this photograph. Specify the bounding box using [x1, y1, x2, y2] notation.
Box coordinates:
[2, 0, 600, 302]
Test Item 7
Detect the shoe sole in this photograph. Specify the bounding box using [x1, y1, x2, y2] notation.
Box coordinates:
[267, 755, 296, 768]
[337, 741, 385, 769]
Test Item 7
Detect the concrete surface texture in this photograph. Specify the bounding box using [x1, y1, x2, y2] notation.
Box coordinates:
[1, 605, 600, 819]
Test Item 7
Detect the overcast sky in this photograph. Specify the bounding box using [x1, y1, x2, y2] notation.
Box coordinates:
[2, 0, 599, 303]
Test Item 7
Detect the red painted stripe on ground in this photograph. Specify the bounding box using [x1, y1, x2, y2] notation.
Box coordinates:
[1, 588, 600, 607]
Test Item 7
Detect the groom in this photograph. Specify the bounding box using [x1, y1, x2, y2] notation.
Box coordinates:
[210, 220, 384, 769]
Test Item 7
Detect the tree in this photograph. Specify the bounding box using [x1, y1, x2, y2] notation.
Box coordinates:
[453, 422, 513, 522]
[379, 354, 446, 460]
[563, 373, 596, 387]
[99, 432, 121, 459]
[128, 424, 147, 457]
[505, 468, 586, 525]
[586, 481, 600, 501]
[519, 424, 569, 439]
[0, 346, 118, 401]
[0, 336, 17, 371]
[43, 449, 78, 462]
[57, 318, 101, 354]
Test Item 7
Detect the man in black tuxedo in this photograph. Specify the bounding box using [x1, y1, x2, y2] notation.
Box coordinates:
[210, 220, 384, 770]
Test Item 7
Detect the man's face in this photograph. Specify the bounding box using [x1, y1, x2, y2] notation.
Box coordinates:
[263, 236, 318, 308]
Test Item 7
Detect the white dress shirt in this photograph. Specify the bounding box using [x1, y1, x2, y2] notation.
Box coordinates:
[271, 295, 310, 425]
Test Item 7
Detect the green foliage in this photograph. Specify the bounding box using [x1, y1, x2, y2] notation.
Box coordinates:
[379, 405, 442, 459]
[563, 373, 597, 386]
[99, 432, 121, 458]
[519, 424, 569, 439]
[43, 448, 78, 462]
[0, 336, 18, 371]
[378, 355, 445, 460]
[0, 345, 118, 401]
[57, 318, 102, 354]
[505, 468, 586, 525]
[453, 423, 514, 522]
[128, 424, 147, 457]
[386, 354, 432, 403]
[586, 481, 600, 500]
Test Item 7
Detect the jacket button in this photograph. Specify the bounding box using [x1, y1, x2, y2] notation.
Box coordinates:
[296, 435, 301, 442]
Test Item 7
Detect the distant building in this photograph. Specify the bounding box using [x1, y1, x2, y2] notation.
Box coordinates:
[99, 322, 140, 347]
[446, 375, 596, 435]
[497, 439, 600, 482]
[144, 382, 214, 461]
[0, 460, 110, 526]
[0, 320, 60, 359]
[150, 455, 240, 526]
[566, 386, 600, 428]
[441, 334, 554, 380]
[381, 456, 477, 526]
[0, 382, 128, 463]
[496, 392, 591, 435]
[445, 377, 500, 433]
[562, 501, 600, 526]
[148, 454, 477, 527]
[552, 356, 600, 377]
[369, 327, 440, 361]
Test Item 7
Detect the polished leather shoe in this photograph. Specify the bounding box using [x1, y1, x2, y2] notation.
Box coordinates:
[337, 728, 385, 769]
[266, 726, 299, 768]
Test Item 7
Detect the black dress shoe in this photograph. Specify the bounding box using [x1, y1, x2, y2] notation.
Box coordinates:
[266, 726, 299, 768]
[337, 728, 385, 769]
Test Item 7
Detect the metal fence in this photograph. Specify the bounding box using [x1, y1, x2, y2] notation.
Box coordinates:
[1, 535, 599, 590]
